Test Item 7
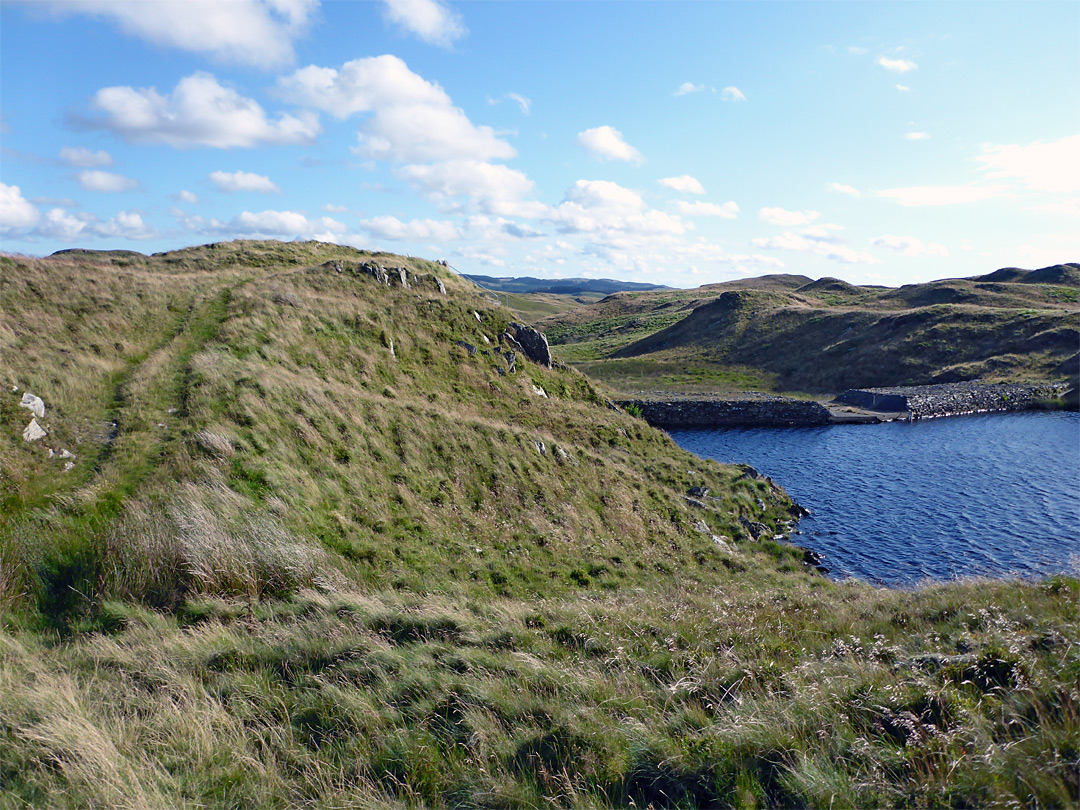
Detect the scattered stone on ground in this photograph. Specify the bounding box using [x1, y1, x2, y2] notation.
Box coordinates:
[22, 418, 47, 442]
[531, 384, 548, 398]
[19, 392, 45, 418]
[687, 486, 710, 498]
[534, 440, 546, 455]
[453, 340, 477, 356]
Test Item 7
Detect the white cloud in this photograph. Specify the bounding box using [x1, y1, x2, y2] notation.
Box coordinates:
[357, 215, 459, 241]
[552, 180, 684, 236]
[721, 86, 747, 102]
[59, 146, 113, 167]
[759, 207, 819, 226]
[1033, 198, 1080, 217]
[878, 56, 917, 73]
[396, 160, 540, 216]
[675, 200, 739, 219]
[659, 175, 705, 194]
[382, 0, 466, 48]
[848, 46, 868, 56]
[826, 182, 861, 197]
[878, 185, 1010, 206]
[175, 190, 199, 204]
[77, 170, 139, 192]
[87, 72, 319, 149]
[209, 170, 280, 193]
[751, 228, 877, 265]
[488, 93, 531, 115]
[279, 55, 512, 162]
[871, 234, 949, 257]
[94, 210, 157, 240]
[0, 183, 41, 231]
[36, 208, 89, 241]
[45, 0, 316, 69]
[896, 84, 911, 92]
[322, 203, 348, 213]
[976, 135, 1080, 194]
[906, 131, 930, 141]
[675, 82, 705, 97]
[576, 126, 644, 164]
[230, 209, 347, 239]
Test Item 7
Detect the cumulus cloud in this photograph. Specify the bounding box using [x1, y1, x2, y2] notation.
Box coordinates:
[826, 182, 860, 197]
[174, 190, 199, 204]
[552, 180, 684, 236]
[752, 228, 876, 265]
[279, 55, 512, 162]
[59, 146, 113, 167]
[659, 175, 705, 194]
[357, 214, 459, 241]
[0, 183, 41, 231]
[35, 208, 89, 241]
[209, 170, 280, 193]
[382, 0, 466, 48]
[229, 209, 346, 238]
[721, 86, 747, 102]
[675, 82, 705, 97]
[878, 185, 1010, 206]
[396, 160, 541, 216]
[674, 200, 739, 219]
[93, 210, 157, 240]
[878, 56, 917, 73]
[85, 72, 320, 148]
[871, 234, 949, 257]
[576, 126, 644, 164]
[759, 207, 819, 226]
[44, 0, 317, 69]
[77, 170, 139, 192]
[906, 131, 930, 141]
[976, 135, 1080, 194]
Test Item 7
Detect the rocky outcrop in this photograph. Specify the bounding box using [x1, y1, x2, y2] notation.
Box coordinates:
[836, 381, 1073, 418]
[19, 392, 45, 418]
[618, 395, 832, 428]
[507, 323, 552, 368]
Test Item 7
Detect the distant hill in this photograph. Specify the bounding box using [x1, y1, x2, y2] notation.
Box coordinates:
[536, 264, 1079, 394]
[464, 274, 669, 296]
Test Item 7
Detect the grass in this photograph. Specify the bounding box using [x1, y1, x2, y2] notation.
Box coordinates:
[0, 241, 1077, 808]
[536, 272, 1080, 395]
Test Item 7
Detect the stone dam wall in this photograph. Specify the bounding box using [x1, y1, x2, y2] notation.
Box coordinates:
[617, 396, 832, 428]
[836, 381, 1072, 419]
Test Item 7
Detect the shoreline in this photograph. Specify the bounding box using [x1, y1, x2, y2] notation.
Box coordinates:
[617, 380, 1075, 429]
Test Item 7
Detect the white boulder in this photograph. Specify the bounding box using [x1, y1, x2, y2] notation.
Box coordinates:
[23, 419, 47, 442]
[19, 392, 45, 418]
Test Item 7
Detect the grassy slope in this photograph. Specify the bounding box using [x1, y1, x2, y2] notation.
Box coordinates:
[1, 243, 1077, 809]
[538, 269, 1080, 395]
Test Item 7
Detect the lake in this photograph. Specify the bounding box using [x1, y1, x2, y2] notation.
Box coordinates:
[670, 410, 1079, 587]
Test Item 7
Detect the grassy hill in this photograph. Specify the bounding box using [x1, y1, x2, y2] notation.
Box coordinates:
[1, 242, 1076, 809]
[538, 267, 1079, 395]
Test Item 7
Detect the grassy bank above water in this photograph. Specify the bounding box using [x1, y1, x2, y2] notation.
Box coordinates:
[1, 242, 1076, 808]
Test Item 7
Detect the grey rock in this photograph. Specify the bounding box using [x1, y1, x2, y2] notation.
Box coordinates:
[397, 268, 409, 288]
[435, 277, 447, 295]
[683, 496, 707, 509]
[454, 340, 477, 356]
[534, 439, 546, 455]
[19, 392, 45, 418]
[531, 384, 548, 398]
[509, 322, 552, 368]
[687, 486, 710, 498]
[23, 418, 46, 442]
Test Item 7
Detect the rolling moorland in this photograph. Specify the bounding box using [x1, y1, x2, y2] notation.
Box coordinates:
[0, 241, 1077, 809]
[535, 266, 1080, 396]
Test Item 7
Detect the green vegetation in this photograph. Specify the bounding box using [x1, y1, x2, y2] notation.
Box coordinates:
[1, 242, 1076, 808]
[537, 268, 1080, 395]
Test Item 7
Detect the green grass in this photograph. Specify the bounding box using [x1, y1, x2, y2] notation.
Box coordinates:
[1, 241, 1076, 808]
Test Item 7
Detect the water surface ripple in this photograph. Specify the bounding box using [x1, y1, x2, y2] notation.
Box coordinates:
[670, 411, 1079, 586]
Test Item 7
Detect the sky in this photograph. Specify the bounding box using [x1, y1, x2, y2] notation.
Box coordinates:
[1, 0, 1078, 289]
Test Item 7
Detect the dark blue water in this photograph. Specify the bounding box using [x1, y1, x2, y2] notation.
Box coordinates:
[671, 411, 1080, 586]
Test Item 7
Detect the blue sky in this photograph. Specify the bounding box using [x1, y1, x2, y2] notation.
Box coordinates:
[1, 0, 1077, 288]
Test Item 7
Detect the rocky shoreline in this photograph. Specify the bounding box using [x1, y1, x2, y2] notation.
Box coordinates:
[618, 380, 1076, 429]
